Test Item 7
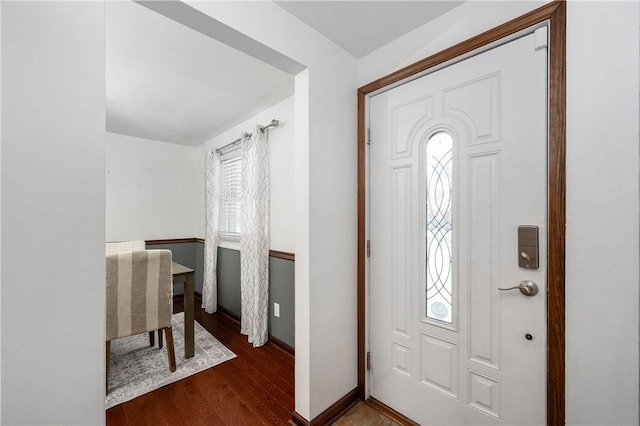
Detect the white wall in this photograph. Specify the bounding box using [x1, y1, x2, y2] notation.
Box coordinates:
[565, 2, 639, 424]
[1, 3, 105, 425]
[107, 95, 294, 248]
[0, 3, 4, 419]
[359, 1, 640, 425]
[197, 96, 296, 253]
[186, 2, 358, 419]
[106, 132, 200, 241]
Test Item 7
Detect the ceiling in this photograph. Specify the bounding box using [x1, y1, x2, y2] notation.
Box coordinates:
[106, 1, 464, 147]
[106, 1, 294, 147]
[274, 1, 464, 59]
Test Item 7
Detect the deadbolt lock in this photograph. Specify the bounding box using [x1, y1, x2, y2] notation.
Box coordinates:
[518, 225, 539, 269]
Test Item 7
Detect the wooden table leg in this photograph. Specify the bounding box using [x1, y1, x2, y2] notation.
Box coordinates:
[185, 271, 195, 358]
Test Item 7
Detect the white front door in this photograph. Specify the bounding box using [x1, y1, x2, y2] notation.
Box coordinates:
[368, 30, 548, 425]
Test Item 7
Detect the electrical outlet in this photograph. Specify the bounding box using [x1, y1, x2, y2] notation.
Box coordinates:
[274, 303, 280, 318]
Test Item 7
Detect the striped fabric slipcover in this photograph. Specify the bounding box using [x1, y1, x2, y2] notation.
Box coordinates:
[105, 240, 145, 256]
[106, 249, 173, 342]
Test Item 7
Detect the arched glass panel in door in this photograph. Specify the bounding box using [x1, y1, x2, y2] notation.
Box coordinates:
[425, 131, 453, 324]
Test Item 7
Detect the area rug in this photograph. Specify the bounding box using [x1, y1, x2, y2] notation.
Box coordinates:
[106, 313, 236, 409]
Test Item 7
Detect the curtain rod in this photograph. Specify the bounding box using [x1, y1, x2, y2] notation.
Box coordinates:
[214, 119, 280, 154]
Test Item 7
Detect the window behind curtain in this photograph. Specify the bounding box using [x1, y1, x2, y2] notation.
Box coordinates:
[220, 156, 242, 238]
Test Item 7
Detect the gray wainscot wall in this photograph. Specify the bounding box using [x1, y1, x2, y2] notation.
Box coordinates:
[147, 240, 295, 349]
[146, 240, 203, 296]
[217, 247, 295, 349]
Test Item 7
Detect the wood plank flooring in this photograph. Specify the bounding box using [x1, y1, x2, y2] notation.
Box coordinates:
[106, 300, 295, 425]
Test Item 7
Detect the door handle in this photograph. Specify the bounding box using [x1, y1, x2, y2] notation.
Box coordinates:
[499, 280, 538, 296]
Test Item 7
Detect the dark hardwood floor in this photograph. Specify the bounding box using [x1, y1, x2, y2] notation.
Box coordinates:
[106, 299, 295, 425]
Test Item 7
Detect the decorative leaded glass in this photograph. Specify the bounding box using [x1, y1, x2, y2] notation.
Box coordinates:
[425, 132, 453, 323]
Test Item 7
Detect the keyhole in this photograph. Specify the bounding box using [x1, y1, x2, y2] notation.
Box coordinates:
[525, 333, 533, 340]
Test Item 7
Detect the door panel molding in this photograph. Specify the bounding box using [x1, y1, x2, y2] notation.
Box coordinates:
[357, 2, 566, 424]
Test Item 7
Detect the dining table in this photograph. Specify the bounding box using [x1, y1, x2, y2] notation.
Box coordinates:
[172, 261, 194, 358]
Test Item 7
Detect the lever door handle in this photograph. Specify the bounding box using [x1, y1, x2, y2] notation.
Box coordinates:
[499, 280, 538, 296]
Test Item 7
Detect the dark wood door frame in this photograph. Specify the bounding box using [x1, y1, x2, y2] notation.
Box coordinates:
[357, 2, 566, 424]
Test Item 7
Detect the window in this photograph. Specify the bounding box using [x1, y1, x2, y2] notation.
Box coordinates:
[425, 131, 453, 324]
[220, 156, 242, 238]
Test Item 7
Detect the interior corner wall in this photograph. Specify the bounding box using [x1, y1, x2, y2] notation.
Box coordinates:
[186, 2, 358, 420]
[197, 95, 296, 253]
[305, 58, 358, 419]
[105, 132, 200, 241]
[1, 2, 105, 425]
[359, 1, 640, 425]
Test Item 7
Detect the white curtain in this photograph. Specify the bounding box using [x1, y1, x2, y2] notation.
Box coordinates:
[202, 150, 221, 314]
[240, 125, 270, 347]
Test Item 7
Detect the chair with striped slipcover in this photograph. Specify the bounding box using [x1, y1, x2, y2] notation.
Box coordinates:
[105, 241, 176, 392]
[106, 241, 162, 346]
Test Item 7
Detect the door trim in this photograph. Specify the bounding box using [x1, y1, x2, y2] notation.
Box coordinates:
[356, 2, 566, 425]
